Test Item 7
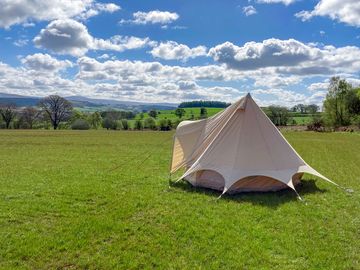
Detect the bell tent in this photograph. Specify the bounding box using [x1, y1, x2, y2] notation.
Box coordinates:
[170, 93, 336, 198]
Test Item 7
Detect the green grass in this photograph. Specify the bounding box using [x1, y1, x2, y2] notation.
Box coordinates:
[135, 107, 223, 120]
[291, 116, 312, 125]
[0, 130, 359, 269]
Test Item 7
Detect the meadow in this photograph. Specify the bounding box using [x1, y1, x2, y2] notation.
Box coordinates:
[134, 107, 312, 125]
[0, 130, 359, 269]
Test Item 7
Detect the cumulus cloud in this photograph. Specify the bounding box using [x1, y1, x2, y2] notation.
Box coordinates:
[120, 10, 179, 25]
[33, 19, 151, 56]
[0, 0, 120, 29]
[254, 76, 302, 88]
[295, 0, 360, 27]
[208, 38, 360, 75]
[256, 0, 296, 5]
[0, 61, 77, 97]
[149, 41, 207, 61]
[78, 3, 120, 20]
[209, 39, 321, 70]
[242, 6, 257, 16]
[21, 53, 72, 72]
[307, 82, 329, 91]
[252, 88, 308, 106]
[2, 55, 241, 102]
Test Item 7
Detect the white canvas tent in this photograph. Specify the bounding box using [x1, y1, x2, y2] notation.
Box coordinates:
[170, 93, 337, 198]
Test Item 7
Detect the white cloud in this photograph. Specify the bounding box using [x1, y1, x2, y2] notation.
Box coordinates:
[295, 0, 360, 27]
[256, 0, 297, 5]
[209, 39, 321, 70]
[347, 77, 360, 87]
[252, 88, 309, 106]
[209, 38, 360, 75]
[254, 76, 301, 88]
[97, 54, 110, 60]
[0, 0, 120, 29]
[21, 53, 72, 72]
[120, 10, 179, 25]
[33, 19, 151, 56]
[308, 82, 329, 91]
[13, 39, 29, 47]
[77, 3, 120, 20]
[149, 41, 207, 61]
[243, 6, 257, 16]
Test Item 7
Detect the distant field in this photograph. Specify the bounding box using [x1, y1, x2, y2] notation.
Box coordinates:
[0, 130, 359, 269]
[135, 107, 223, 120]
[291, 116, 312, 125]
[134, 107, 314, 126]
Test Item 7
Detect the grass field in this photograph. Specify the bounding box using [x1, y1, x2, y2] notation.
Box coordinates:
[135, 107, 223, 120]
[134, 107, 313, 126]
[0, 130, 359, 269]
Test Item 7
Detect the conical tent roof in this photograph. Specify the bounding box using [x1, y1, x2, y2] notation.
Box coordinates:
[171, 93, 336, 197]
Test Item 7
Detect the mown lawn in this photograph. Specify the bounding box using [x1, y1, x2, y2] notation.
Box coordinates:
[0, 130, 359, 269]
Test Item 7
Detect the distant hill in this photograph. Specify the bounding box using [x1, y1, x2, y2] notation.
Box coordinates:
[0, 93, 40, 107]
[0, 93, 178, 111]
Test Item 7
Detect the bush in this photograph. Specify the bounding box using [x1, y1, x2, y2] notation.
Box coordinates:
[307, 116, 325, 132]
[102, 117, 117, 130]
[134, 120, 143, 130]
[71, 119, 90, 130]
[351, 115, 360, 128]
[173, 118, 182, 129]
[121, 119, 129, 130]
[144, 117, 156, 130]
[159, 119, 172, 131]
[116, 120, 123, 130]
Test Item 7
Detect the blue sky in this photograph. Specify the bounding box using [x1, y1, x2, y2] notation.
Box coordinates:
[0, 0, 359, 106]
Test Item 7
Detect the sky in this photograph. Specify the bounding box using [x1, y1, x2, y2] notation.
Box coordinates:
[0, 0, 359, 106]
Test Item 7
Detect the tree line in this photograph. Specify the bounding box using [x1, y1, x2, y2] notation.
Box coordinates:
[178, 100, 230, 108]
[264, 77, 360, 130]
[0, 95, 181, 131]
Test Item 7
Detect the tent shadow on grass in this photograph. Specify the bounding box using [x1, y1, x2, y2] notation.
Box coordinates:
[170, 179, 327, 207]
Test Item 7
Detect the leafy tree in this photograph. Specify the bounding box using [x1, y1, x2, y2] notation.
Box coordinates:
[200, 107, 208, 119]
[266, 106, 290, 126]
[71, 119, 90, 130]
[144, 117, 156, 130]
[100, 110, 135, 120]
[179, 100, 230, 108]
[102, 117, 117, 130]
[175, 108, 186, 118]
[148, 110, 157, 118]
[292, 104, 306, 113]
[306, 104, 319, 114]
[89, 111, 102, 129]
[189, 110, 195, 120]
[345, 88, 360, 115]
[38, 95, 73, 130]
[0, 103, 16, 129]
[121, 119, 129, 130]
[323, 77, 352, 127]
[134, 120, 143, 130]
[20, 107, 39, 129]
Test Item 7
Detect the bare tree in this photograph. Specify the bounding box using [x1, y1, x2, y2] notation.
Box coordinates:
[21, 107, 39, 129]
[38, 95, 73, 130]
[0, 103, 16, 129]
